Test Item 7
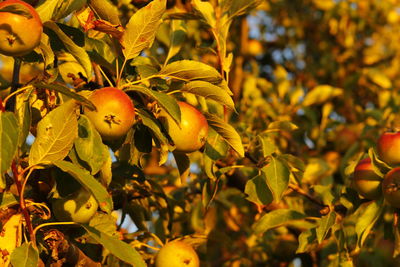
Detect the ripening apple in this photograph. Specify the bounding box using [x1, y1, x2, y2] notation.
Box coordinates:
[52, 188, 98, 224]
[352, 158, 382, 200]
[377, 131, 400, 166]
[83, 87, 136, 141]
[155, 240, 199, 267]
[382, 167, 400, 208]
[160, 102, 208, 153]
[0, 0, 43, 56]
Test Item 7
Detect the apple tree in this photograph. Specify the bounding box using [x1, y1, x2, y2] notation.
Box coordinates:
[1, 0, 400, 266]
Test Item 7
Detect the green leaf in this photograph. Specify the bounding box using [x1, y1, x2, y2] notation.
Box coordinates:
[179, 81, 235, 110]
[53, 160, 113, 213]
[0, 112, 19, 187]
[125, 85, 180, 124]
[44, 21, 93, 78]
[302, 85, 343, 106]
[34, 83, 96, 111]
[296, 228, 317, 253]
[192, 0, 216, 27]
[204, 113, 244, 157]
[252, 209, 306, 234]
[0, 192, 18, 208]
[0, 4, 33, 18]
[82, 224, 146, 267]
[37, 0, 63, 22]
[173, 151, 190, 183]
[244, 174, 273, 206]
[266, 121, 298, 132]
[165, 19, 187, 64]
[75, 115, 109, 174]
[355, 199, 383, 248]
[223, 0, 261, 19]
[261, 157, 290, 202]
[316, 211, 336, 244]
[10, 242, 39, 267]
[159, 60, 223, 86]
[257, 134, 276, 157]
[88, 0, 121, 25]
[16, 90, 32, 148]
[29, 100, 78, 166]
[53, 0, 87, 21]
[137, 109, 169, 145]
[121, 0, 166, 60]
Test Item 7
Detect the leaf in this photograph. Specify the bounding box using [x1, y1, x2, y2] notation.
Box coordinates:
[125, 85, 180, 124]
[165, 20, 187, 64]
[0, 192, 18, 208]
[302, 85, 343, 106]
[159, 60, 223, 86]
[53, 160, 113, 213]
[34, 83, 96, 111]
[82, 224, 146, 267]
[44, 21, 93, 78]
[121, 0, 166, 60]
[266, 121, 298, 132]
[355, 199, 383, 248]
[37, 0, 63, 22]
[136, 109, 169, 145]
[296, 228, 317, 253]
[257, 135, 276, 157]
[244, 174, 273, 206]
[316, 211, 336, 244]
[29, 100, 78, 166]
[204, 113, 244, 157]
[312, 0, 335, 10]
[367, 69, 392, 89]
[173, 151, 190, 183]
[88, 0, 121, 25]
[0, 4, 34, 18]
[180, 81, 235, 110]
[223, 0, 262, 20]
[16, 91, 32, 148]
[192, 0, 216, 27]
[75, 115, 109, 174]
[261, 157, 290, 202]
[0, 112, 19, 187]
[10, 242, 39, 267]
[53, 0, 87, 21]
[252, 209, 306, 234]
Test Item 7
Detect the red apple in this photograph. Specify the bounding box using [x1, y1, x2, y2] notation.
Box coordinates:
[377, 131, 400, 166]
[352, 158, 382, 200]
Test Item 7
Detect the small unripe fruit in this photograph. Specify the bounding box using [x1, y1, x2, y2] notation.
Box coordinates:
[383, 167, 400, 208]
[0, 0, 43, 56]
[155, 240, 199, 267]
[377, 131, 400, 166]
[84, 87, 135, 141]
[52, 188, 98, 224]
[161, 102, 208, 153]
[352, 158, 382, 200]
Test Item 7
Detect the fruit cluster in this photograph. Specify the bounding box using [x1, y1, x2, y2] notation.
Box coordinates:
[353, 131, 400, 208]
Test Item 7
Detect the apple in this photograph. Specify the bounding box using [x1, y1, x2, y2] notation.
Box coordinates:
[160, 101, 208, 153]
[52, 188, 98, 224]
[383, 167, 400, 208]
[0, 0, 42, 56]
[377, 131, 400, 166]
[352, 158, 382, 200]
[155, 240, 199, 267]
[84, 87, 136, 141]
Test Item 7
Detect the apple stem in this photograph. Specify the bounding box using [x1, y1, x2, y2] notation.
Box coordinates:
[6, 57, 22, 112]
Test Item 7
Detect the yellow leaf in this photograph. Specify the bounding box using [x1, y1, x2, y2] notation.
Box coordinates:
[367, 70, 392, 89]
[313, 0, 335, 10]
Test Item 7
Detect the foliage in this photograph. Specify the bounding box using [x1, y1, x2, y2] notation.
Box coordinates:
[2, 0, 400, 266]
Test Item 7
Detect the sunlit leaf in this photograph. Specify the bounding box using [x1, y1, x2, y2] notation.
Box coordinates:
[53, 160, 113, 213]
[10, 242, 38, 267]
[29, 100, 78, 166]
[205, 113, 244, 157]
[82, 224, 146, 267]
[316, 211, 336, 244]
[244, 174, 273, 206]
[302, 85, 342, 106]
[261, 157, 290, 202]
[252, 209, 306, 234]
[121, 0, 166, 60]
[0, 112, 19, 188]
[355, 199, 383, 248]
